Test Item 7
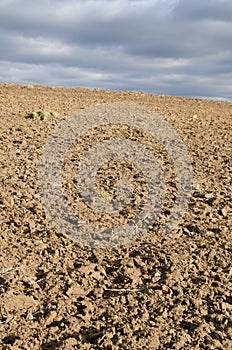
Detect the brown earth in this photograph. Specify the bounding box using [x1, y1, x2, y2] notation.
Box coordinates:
[0, 83, 231, 350]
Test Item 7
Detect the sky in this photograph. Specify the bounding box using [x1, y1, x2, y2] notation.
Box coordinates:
[0, 0, 231, 100]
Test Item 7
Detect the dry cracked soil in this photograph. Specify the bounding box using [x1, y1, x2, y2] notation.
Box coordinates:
[0, 84, 231, 350]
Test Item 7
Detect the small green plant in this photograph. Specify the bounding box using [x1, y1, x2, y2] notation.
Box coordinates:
[35, 148, 43, 155]
[100, 191, 111, 203]
[27, 110, 62, 120]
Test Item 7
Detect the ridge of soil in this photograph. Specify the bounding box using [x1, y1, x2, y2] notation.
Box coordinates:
[0, 84, 231, 349]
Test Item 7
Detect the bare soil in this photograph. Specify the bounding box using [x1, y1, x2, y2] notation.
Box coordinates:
[0, 84, 231, 350]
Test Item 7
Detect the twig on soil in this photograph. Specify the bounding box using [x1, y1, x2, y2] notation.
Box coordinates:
[0, 266, 22, 276]
[98, 334, 106, 345]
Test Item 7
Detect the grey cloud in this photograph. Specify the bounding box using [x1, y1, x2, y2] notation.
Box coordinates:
[0, 0, 231, 100]
[174, 0, 232, 21]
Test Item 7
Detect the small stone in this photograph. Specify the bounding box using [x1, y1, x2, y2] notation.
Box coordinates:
[27, 313, 34, 320]
[192, 182, 200, 190]
[154, 271, 161, 277]
[221, 207, 227, 217]
[204, 193, 214, 199]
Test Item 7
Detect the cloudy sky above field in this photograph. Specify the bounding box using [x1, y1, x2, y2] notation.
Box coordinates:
[0, 0, 231, 100]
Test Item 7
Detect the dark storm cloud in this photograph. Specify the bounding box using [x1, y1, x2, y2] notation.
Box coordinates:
[0, 0, 231, 100]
